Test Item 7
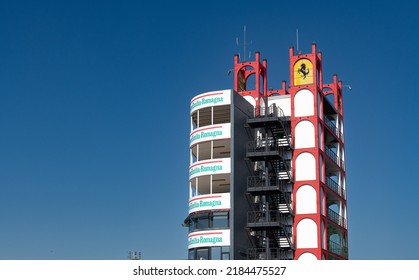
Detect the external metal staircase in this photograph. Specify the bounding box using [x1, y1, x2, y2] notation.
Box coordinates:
[245, 104, 294, 260]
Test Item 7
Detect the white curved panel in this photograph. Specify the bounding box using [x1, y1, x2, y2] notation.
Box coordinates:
[189, 193, 230, 214]
[190, 90, 231, 113]
[189, 158, 231, 180]
[294, 89, 314, 117]
[190, 123, 231, 147]
[295, 152, 316, 181]
[298, 252, 318, 260]
[295, 120, 315, 148]
[296, 185, 317, 214]
[296, 219, 318, 248]
[188, 230, 230, 249]
[243, 95, 256, 107]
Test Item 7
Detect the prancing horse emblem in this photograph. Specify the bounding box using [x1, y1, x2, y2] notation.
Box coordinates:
[298, 63, 310, 79]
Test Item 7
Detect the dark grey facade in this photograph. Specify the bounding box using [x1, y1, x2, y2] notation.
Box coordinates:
[230, 91, 254, 259]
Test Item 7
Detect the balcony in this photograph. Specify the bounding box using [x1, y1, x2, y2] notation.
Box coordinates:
[327, 208, 347, 228]
[247, 139, 289, 160]
[324, 117, 344, 140]
[328, 240, 348, 258]
[247, 210, 287, 228]
[324, 146, 345, 170]
[247, 175, 285, 193]
[249, 104, 287, 119]
[247, 248, 291, 260]
[326, 177, 346, 199]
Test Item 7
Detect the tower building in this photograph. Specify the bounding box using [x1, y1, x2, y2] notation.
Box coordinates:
[185, 44, 348, 260]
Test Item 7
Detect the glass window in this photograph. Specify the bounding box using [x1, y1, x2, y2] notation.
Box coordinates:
[196, 248, 209, 260]
[191, 186, 197, 197]
[192, 154, 197, 163]
[189, 211, 230, 232]
[211, 247, 221, 260]
[212, 211, 229, 228]
[197, 176, 210, 195]
[213, 105, 230, 124]
[222, 254, 230, 260]
[190, 178, 197, 197]
[188, 249, 196, 260]
[198, 108, 212, 127]
[222, 246, 230, 260]
[188, 217, 196, 232]
[191, 112, 198, 129]
[197, 214, 209, 230]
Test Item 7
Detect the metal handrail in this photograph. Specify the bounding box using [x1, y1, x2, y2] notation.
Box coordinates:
[247, 210, 286, 225]
[326, 177, 340, 194]
[247, 248, 289, 260]
[325, 146, 345, 171]
[327, 208, 347, 228]
[324, 117, 338, 136]
[325, 146, 338, 163]
[324, 116, 345, 141]
[248, 105, 293, 148]
[250, 104, 286, 119]
[326, 177, 346, 199]
[247, 175, 281, 189]
[247, 139, 288, 153]
[328, 240, 348, 258]
[247, 248, 273, 260]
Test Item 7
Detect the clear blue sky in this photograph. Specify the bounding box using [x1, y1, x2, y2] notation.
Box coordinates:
[0, 0, 418, 260]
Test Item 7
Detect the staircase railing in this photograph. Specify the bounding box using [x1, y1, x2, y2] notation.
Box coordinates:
[249, 104, 293, 148]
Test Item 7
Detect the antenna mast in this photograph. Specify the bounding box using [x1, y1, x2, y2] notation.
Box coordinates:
[236, 25, 251, 61]
[243, 25, 247, 61]
[296, 28, 299, 53]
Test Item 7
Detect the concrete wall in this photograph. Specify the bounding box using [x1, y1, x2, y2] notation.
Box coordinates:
[230, 91, 253, 260]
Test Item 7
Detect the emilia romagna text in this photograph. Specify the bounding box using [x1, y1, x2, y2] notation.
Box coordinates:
[191, 96, 224, 110]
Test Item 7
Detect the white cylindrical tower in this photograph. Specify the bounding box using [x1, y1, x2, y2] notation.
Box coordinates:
[185, 90, 233, 260]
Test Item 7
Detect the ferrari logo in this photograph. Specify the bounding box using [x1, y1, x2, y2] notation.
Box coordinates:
[294, 59, 313, 85]
[298, 63, 310, 79]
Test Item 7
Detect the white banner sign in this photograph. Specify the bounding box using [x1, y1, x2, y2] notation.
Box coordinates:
[190, 123, 230, 147]
[188, 230, 230, 249]
[188, 193, 230, 214]
[189, 158, 230, 180]
[190, 90, 231, 113]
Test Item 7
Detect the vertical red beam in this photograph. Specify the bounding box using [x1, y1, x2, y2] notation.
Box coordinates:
[233, 51, 267, 111]
[290, 43, 323, 260]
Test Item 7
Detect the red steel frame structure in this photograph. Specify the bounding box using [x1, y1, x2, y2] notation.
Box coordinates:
[233, 44, 348, 260]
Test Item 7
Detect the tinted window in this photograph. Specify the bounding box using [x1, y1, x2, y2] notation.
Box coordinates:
[196, 248, 209, 260]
